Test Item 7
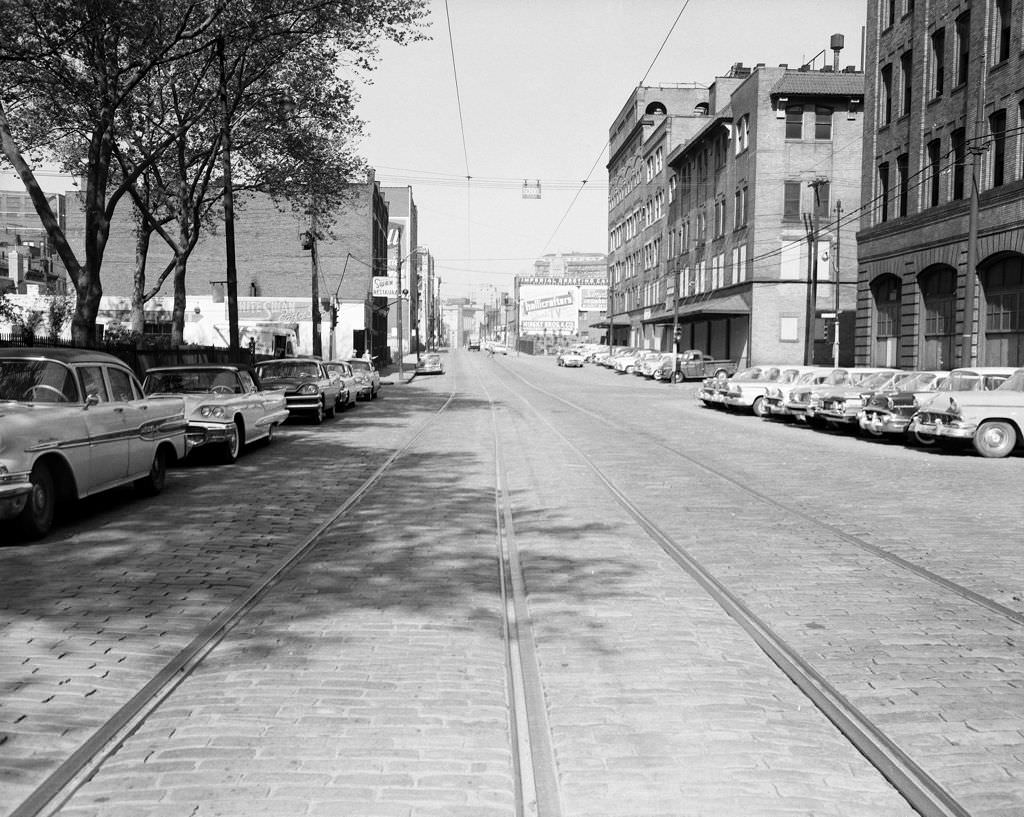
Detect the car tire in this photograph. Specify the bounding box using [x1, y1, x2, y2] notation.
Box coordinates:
[371, 387, 379, 400]
[751, 396, 767, 417]
[325, 398, 336, 419]
[910, 429, 935, 446]
[264, 423, 276, 446]
[219, 420, 242, 464]
[671, 371, 683, 384]
[973, 421, 1017, 458]
[312, 402, 324, 424]
[135, 447, 167, 497]
[17, 461, 56, 540]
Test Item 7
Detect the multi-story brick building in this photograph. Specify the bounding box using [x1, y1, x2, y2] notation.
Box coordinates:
[0, 190, 66, 295]
[61, 176, 390, 359]
[381, 186, 421, 358]
[605, 84, 710, 347]
[664, 54, 864, 367]
[857, 0, 1024, 369]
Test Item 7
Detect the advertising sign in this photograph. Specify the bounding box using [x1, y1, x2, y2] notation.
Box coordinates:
[372, 276, 398, 298]
[518, 284, 579, 335]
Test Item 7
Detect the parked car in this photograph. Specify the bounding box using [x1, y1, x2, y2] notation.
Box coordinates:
[323, 360, 358, 410]
[648, 352, 683, 381]
[416, 353, 445, 375]
[557, 349, 585, 367]
[633, 350, 666, 376]
[697, 372, 732, 407]
[783, 368, 894, 424]
[676, 349, 739, 381]
[346, 357, 381, 399]
[254, 358, 342, 423]
[762, 367, 840, 419]
[613, 349, 646, 373]
[0, 348, 187, 539]
[721, 365, 793, 416]
[143, 365, 289, 462]
[813, 369, 903, 429]
[857, 371, 949, 439]
[909, 367, 1020, 454]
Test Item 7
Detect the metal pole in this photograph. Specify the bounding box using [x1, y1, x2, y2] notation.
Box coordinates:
[803, 213, 815, 365]
[833, 200, 842, 368]
[217, 35, 240, 362]
[963, 147, 979, 367]
[310, 207, 322, 358]
[397, 253, 404, 380]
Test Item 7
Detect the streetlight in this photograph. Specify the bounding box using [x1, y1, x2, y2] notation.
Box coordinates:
[395, 246, 427, 381]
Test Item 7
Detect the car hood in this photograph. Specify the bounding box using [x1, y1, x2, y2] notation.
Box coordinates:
[919, 390, 1024, 412]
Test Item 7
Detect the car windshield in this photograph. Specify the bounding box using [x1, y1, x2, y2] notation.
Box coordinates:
[779, 369, 803, 384]
[258, 361, 320, 378]
[996, 370, 1024, 391]
[0, 359, 79, 403]
[823, 370, 851, 385]
[145, 369, 239, 394]
[943, 371, 984, 391]
[896, 372, 939, 391]
[348, 360, 372, 372]
[325, 364, 350, 376]
[858, 371, 898, 389]
[733, 367, 766, 381]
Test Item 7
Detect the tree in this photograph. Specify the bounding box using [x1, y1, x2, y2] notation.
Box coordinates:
[0, 0, 428, 345]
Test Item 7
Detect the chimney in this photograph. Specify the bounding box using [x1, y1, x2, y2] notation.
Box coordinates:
[831, 33, 845, 72]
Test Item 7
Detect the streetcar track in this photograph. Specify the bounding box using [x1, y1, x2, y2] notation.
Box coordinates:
[12, 385, 459, 817]
[483, 358, 972, 817]
[496, 358, 1024, 631]
[477, 374, 563, 817]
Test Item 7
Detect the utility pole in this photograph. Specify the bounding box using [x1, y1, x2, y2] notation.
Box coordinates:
[804, 177, 829, 366]
[833, 200, 842, 367]
[309, 207, 322, 359]
[216, 35, 240, 362]
[396, 252, 404, 380]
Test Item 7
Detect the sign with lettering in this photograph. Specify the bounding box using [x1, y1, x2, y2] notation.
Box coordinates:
[372, 276, 398, 298]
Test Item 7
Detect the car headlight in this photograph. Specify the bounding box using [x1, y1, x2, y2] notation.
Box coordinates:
[299, 383, 319, 395]
[198, 405, 227, 419]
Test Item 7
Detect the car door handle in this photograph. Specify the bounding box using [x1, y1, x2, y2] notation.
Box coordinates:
[113, 406, 125, 413]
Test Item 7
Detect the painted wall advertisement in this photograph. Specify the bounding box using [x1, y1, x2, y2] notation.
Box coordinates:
[518, 280, 608, 334]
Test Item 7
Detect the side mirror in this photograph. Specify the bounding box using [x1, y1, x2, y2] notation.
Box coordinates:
[84, 394, 100, 409]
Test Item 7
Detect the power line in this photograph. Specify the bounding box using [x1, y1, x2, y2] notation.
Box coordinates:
[443, 0, 472, 263]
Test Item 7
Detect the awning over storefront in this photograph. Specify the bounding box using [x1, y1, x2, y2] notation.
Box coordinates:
[641, 293, 750, 324]
[589, 317, 634, 329]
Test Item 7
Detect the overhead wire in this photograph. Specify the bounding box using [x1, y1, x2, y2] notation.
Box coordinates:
[443, 0, 472, 262]
[539, 0, 694, 257]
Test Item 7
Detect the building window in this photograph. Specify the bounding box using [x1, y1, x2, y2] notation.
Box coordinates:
[897, 153, 909, 216]
[994, 0, 1011, 64]
[920, 265, 958, 370]
[900, 51, 912, 117]
[931, 28, 945, 98]
[982, 255, 1024, 366]
[783, 181, 802, 220]
[955, 11, 970, 86]
[878, 162, 890, 223]
[952, 127, 966, 198]
[714, 198, 725, 237]
[813, 180, 831, 221]
[785, 105, 803, 139]
[873, 274, 901, 367]
[990, 109, 1007, 188]
[814, 107, 832, 140]
[887, 0, 896, 27]
[927, 138, 942, 207]
[734, 115, 749, 154]
[880, 64, 893, 125]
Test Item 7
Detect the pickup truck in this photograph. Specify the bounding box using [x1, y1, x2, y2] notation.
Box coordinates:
[673, 349, 739, 382]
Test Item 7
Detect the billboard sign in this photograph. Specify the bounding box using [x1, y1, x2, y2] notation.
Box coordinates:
[372, 276, 398, 298]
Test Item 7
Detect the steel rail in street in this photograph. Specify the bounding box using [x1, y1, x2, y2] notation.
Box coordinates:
[13, 386, 458, 817]
[486, 358, 972, 817]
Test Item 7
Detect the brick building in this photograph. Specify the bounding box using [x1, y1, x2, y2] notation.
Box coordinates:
[61, 176, 390, 359]
[0, 190, 66, 295]
[605, 84, 710, 347]
[381, 186, 424, 357]
[857, 0, 1024, 369]
[664, 55, 864, 367]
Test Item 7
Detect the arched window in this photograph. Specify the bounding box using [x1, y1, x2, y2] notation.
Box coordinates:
[872, 274, 901, 366]
[981, 254, 1024, 365]
[919, 265, 957, 369]
[646, 101, 667, 116]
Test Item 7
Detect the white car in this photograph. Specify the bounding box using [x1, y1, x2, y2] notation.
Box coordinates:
[0, 348, 186, 539]
[143, 365, 289, 462]
[557, 350, 585, 368]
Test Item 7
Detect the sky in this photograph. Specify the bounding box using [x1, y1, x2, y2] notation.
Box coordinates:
[353, 0, 869, 302]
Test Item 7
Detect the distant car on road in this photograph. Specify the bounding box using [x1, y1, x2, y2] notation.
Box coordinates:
[323, 361, 358, 410]
[416, 354, 445, 375]
[143, 365, 289, 462]
[556, 350, 585, 368]
[467, 339, 481, 351]
[0, 348, 187, 539]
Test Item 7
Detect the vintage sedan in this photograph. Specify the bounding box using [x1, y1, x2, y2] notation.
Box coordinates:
[909, 367, 1022, 456]
[814, 369, 903, 428]
[783, 368, 895, 424]
[720, 365, 788, 415]
[763, 367, 841, 419]
[323, 360, 357, 410]
[142, 365, 289, 462]
[254, 358, 342, 423]
[415, 353, 445, 375]
[857, 371, 949, 439]
[557, 349, 585, 368]
[0, 348, 186, 539]
[346, 357, 381, 400]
